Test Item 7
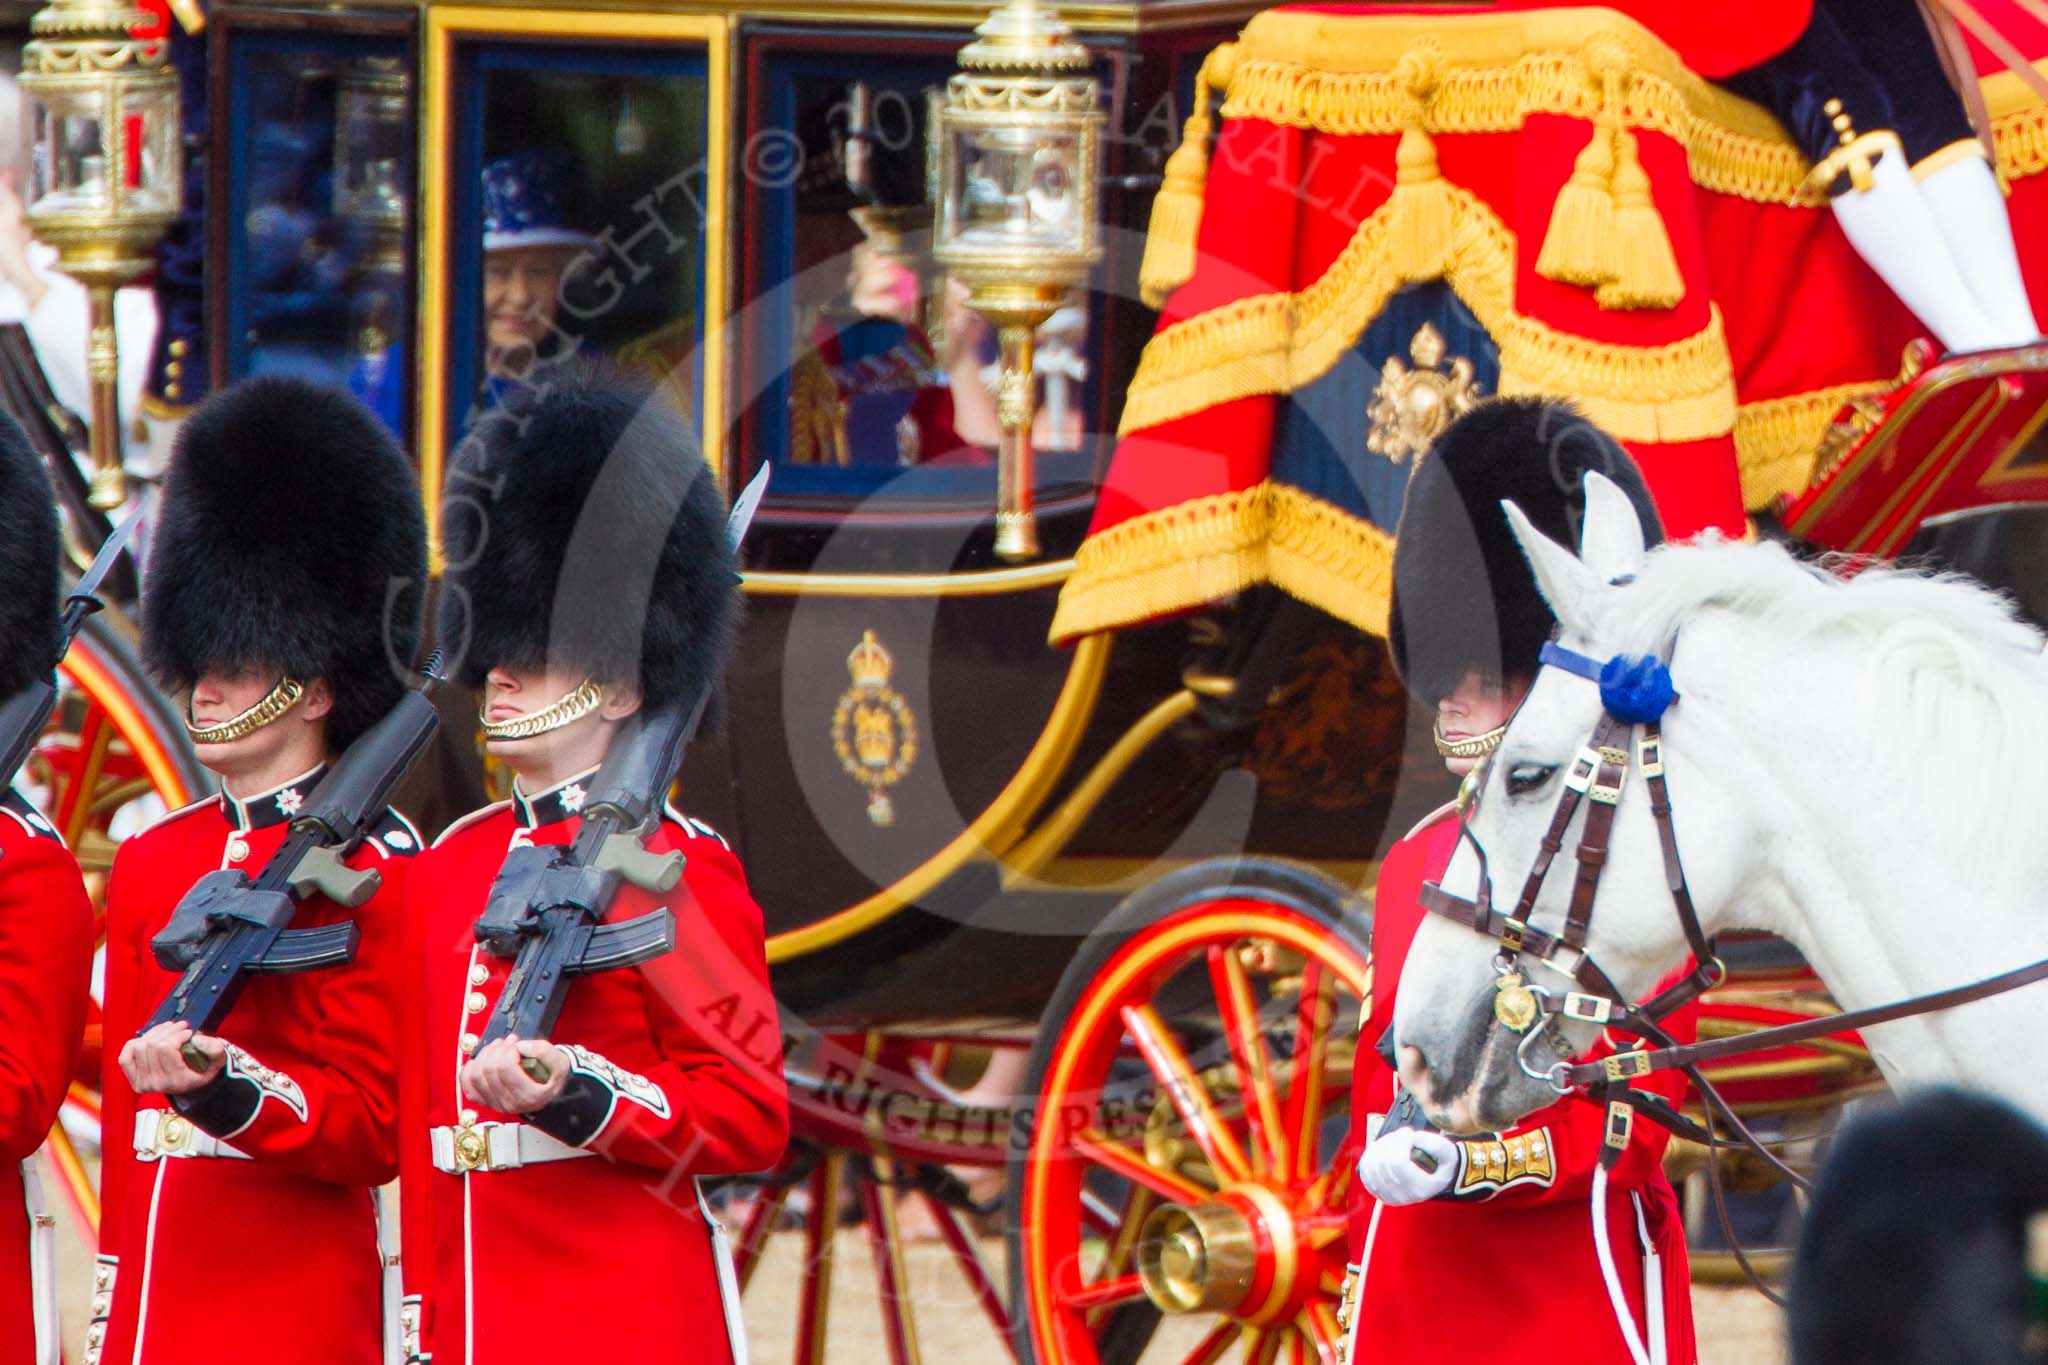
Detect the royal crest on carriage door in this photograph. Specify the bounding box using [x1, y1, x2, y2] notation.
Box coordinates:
[831, 630, 919, 827]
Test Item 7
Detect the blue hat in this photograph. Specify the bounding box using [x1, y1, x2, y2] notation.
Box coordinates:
[481, 149, 594, 254]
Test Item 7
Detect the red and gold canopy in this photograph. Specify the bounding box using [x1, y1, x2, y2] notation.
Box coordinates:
[1052, 2, 2048, 644]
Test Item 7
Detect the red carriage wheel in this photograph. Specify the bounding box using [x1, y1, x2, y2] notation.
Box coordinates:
[1010, 860, 1370, 1365]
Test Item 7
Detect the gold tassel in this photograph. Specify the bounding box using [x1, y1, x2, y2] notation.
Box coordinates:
[1534, 125, 1616, 287]
[1139, 43, 1237, 309]
[1383, 43, 1453, 281]
[1596, 128, 1686, 310]
[1536, 52, 1622, 289]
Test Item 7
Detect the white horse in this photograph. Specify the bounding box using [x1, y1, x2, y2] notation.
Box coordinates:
[1392, 472, 2048, 1135]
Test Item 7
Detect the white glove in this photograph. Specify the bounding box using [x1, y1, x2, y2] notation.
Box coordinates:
[1357, 1125, 1458, 1205]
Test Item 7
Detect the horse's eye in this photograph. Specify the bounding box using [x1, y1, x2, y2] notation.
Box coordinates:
[1505, 763, 1557, 797]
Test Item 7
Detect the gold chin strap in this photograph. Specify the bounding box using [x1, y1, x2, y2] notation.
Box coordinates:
[479, 678, 603, 741]
[1433, 718, 1506, 761]
[185, 677, 306, 745]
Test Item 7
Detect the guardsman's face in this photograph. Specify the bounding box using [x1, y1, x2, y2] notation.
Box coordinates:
[483, 248, 572, 357]
[483, 664, 640, 786]
[190, 666, 333, 785]
[1437, 670, 1528, 778]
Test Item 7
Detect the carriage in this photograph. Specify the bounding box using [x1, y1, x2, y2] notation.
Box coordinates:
[18, 0, 2048, 1359]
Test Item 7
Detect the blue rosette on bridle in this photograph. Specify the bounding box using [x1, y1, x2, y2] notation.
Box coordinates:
[1597, 654, 1678, 724]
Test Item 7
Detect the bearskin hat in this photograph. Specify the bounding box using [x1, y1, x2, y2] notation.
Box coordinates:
[1788, 1089, 2048, 1365]
[0, 414, 60, 698]
[435, 367, 736, 708]
[143, 377, 426, 749]
[1388, 398, 1664, 704]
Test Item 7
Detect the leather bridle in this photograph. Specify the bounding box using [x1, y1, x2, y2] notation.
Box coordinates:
[1409, 634, 2048, 1298]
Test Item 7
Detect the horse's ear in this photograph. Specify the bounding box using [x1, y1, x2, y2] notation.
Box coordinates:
[1577, 470, 1648, 583]
[1502, 496, 1596, 628]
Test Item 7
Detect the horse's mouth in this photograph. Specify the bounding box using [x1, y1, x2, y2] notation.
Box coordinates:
[1399, 1022, 1577, 1134]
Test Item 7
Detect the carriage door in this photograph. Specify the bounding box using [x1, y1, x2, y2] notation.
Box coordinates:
[726, 27, 1130, 984]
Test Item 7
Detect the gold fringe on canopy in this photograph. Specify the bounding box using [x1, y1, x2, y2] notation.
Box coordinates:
[1731, 379, 1897, 507]
[1209, 8, 2048, 207]
[1047, 482, 1395, 643]
[1120, 185, 1736, 446]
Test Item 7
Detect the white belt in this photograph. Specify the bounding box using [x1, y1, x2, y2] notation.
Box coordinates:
[430, 1122, 593, 1174]
[134, 1110, 250, 1162]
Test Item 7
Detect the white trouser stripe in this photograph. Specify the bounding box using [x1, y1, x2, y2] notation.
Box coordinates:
[22, 1157, 55, 1365]
[130, 1160, 167, 1365]
[696, 1180, 749, 1365]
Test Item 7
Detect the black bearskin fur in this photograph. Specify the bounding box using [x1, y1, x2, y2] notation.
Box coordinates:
[0, 413, 59, 698]
[143, 377, 426, 749]
[1388, 398, 1664, 704]
[1789, 1088, 2048, 1365]
[435, 368, 735, 708]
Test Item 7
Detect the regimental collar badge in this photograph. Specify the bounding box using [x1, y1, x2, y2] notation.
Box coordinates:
[224, 766, 327, 832]
[513, 766, 602, 829]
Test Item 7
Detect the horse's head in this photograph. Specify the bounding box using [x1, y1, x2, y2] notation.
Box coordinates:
[1392, 472, 1759, 1133]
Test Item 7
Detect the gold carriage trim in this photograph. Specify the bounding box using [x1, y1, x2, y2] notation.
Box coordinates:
[1048, 482, 1393, 645]
[1732, 379, 1898, 507]
[1122, 180, 1736, 446]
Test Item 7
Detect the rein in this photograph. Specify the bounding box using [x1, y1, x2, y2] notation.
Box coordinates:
[1414, 634, 2048, 1300]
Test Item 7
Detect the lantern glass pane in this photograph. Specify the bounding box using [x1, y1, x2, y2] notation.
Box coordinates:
[120, 84, 181, 215]
[335, 61, 411, 228]
[30, 103, 109, 213]
[945, 121, 1085, 256]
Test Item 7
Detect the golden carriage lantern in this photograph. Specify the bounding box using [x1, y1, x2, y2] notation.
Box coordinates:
[332, 57, 410, 278]
[933, 0, 1103, 562]
[18, 0, 180, 510]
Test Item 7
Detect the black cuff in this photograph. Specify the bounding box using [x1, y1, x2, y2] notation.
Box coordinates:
[527, 1073, 611, 1148]
[172, 1070, 262, 1139]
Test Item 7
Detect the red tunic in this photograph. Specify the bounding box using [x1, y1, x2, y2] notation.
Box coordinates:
[0, 791, 93, 1363]
[1344, 809, 1698, 1365]
[96, 768, 413, 1365]
[402, 773, 789, 1365]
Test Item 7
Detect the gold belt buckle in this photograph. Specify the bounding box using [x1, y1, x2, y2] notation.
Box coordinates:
[453, 1121, 490, 1173]
[156, 1112, 193, 1157]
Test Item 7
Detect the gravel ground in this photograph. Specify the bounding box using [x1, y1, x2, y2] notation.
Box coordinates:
[55, 1189, 1787, 1362]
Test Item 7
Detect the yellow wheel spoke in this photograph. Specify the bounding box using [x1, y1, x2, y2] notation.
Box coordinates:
[1284, 962, 1336, 1181]
[1121, 1002, 1252, 1185]
[1074, 1127, 1210, 1206]
[1211, 944, 1287, 1178]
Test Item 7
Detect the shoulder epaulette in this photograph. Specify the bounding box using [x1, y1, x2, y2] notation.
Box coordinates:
[365, 807, 424, 857]
[1, 789, 65, 845]
[429, 799, 512, 850]
[662, 804, 731, 851]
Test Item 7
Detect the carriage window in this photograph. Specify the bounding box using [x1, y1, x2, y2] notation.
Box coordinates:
[447, 41, 710, 442]
[223, 33, 415, 438]
[741, 50, 1100, 504]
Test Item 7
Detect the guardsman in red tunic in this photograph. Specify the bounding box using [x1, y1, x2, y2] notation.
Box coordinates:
[403, 371, 788, 1365]
[0, 417, 95, 1365]
[1339, 401, 1698, 1365]
[94, 378, 427, 1365]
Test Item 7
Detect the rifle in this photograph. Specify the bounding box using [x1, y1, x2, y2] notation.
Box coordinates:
[0, 502, 146, 792]
[472, 463, 769, 1083]
[144, 660, 446, 1060]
